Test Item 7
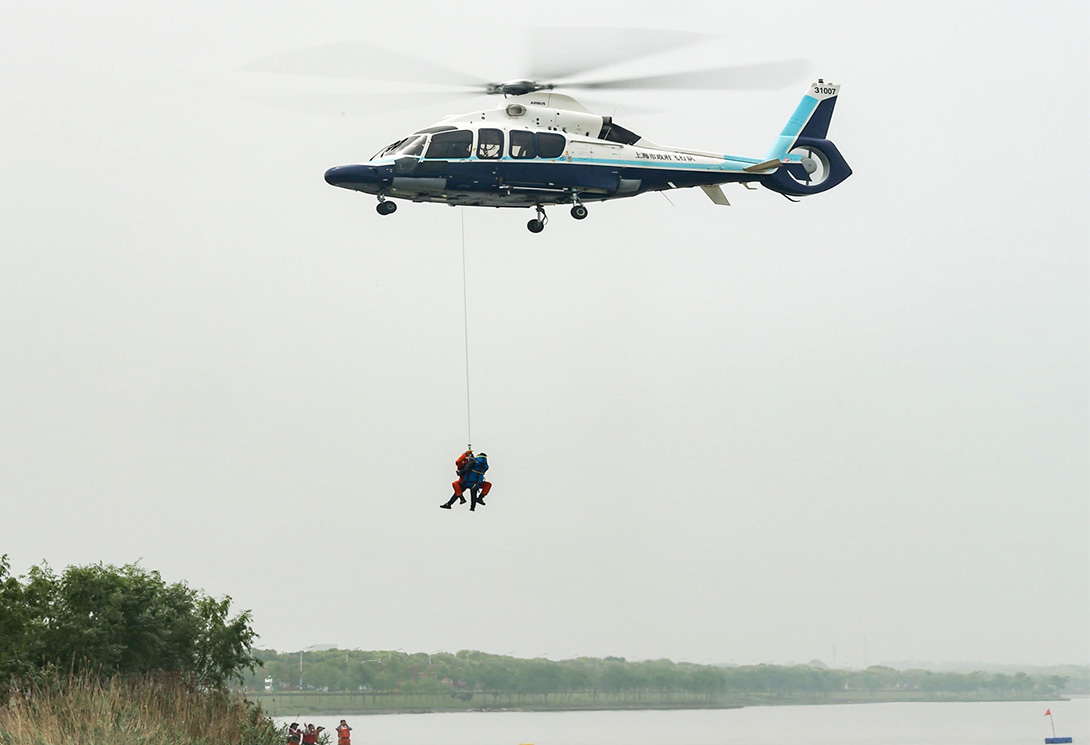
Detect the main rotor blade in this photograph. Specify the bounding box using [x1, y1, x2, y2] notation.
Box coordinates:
[246, 90, 488, 117]
[566, 59, 813, 91]
[244, 41, 484, 88]
[526, 27, 713, 80]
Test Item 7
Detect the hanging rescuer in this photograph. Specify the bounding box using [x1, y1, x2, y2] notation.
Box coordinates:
[444, 210, 492, 512]
[441, 448, 491, 511]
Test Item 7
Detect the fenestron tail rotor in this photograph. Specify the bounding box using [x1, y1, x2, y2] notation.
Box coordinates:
[785, 145, 832, 187]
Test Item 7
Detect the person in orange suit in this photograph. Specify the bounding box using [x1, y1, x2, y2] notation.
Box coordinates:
[441, 449, 475, 509]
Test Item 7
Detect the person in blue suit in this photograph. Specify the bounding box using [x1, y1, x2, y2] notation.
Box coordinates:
[465, 452, 490, 511]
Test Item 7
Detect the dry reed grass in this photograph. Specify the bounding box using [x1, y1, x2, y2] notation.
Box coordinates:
[0, 672, 282, 745]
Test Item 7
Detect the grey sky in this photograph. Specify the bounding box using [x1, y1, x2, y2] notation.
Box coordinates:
[2, 1, 1087, 669]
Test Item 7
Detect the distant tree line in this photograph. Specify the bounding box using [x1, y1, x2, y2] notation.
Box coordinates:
[247, 648, 1080, 702]
[0, 555, 260, 701]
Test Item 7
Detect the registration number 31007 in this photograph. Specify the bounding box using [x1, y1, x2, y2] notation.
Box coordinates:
[812, 86, 837, 96]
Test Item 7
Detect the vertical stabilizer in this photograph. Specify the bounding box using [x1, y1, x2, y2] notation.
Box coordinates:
[766, 81, 841, 160]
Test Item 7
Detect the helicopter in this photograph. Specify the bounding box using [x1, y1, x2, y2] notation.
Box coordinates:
[248, 30, 851, 233]
[323, 77, 850, 232]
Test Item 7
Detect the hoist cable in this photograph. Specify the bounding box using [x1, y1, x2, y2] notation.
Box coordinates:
[460, 208, 472, 448]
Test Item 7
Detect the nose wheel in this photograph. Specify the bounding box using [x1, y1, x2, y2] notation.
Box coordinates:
[570, 204, 588, 220]
[376, 198, 397, 215]
[526, 205, 548, 233]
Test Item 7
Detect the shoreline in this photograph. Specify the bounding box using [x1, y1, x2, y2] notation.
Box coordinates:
[253, 693, 1063, 717]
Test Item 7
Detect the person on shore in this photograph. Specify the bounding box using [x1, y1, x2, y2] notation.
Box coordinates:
[441, 448, 475, 509]
[336, 720, 352, 745]
[301, 724, 323, 745]
[287, 723, 302, 745]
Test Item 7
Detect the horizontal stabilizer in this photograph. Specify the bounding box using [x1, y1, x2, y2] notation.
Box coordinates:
[700, 184, 731, 206]
[744, 159, 781, 173]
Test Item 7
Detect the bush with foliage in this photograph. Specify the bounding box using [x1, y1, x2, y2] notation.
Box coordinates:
[0, 555, 259, 697]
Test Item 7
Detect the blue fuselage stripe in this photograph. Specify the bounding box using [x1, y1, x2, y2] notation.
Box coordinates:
[569, 157, 753, 172]
[373, 155, 761, 174]
[445, 160, 757, 190]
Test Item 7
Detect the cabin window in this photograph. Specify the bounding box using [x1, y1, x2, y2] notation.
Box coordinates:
[509, 130, 535, 159]
[599, 121, 641, 145]
[536, 132, 566, 159]
[425, 130, 473, 159]
[477, 128, 504, 159]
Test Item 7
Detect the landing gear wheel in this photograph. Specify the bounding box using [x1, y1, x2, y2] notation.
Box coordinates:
[376, 200, 397, 215]
[570, 204, 588, 220]
[527, 205, 548, 233]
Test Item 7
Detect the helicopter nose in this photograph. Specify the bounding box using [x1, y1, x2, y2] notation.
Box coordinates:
[324, 165, 377, 188]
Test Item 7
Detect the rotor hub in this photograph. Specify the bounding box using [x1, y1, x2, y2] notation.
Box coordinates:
[486, 79, 555, 96]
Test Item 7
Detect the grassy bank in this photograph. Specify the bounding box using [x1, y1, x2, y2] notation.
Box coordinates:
[0, 673, 283, 745]
[250, 689, 1055, 717]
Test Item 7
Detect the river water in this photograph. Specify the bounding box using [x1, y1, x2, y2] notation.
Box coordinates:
[277, 696, 1089, 745]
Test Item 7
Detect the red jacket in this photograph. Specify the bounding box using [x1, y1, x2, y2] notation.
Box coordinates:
[456, 450, 473, 475]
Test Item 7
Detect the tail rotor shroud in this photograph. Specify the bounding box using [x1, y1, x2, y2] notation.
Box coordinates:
[763, 138, 852, 197]
[786, 144, 831, 187]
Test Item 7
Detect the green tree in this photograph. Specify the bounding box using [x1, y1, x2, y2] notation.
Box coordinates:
[1011, 672, 1032, 693]
[0, 556, 32, 685]
[0, 557, 258, 693]
[524, 659, 563, 701]
[990, 672, 1011, 693]
[1047, 675, 1070, 694]
[687, 666, 725, 700]
[479, 659, 513, 702]
[561, 660, 594, 701]
[642, 659, 679, 699]
[600, 661, 630, 698]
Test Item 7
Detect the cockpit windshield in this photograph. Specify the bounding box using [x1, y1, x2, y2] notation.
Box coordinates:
[371, 134, 427, 161]
[397, 135, 426, 157]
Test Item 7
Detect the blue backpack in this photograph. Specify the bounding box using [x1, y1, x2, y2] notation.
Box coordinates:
[465, 455, 488, 485]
